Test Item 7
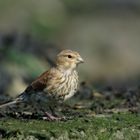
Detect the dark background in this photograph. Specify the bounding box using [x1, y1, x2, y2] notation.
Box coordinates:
[1, 0, 140, 97]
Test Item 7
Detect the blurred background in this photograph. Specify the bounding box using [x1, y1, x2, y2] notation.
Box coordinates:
[1, 0, 140, 97]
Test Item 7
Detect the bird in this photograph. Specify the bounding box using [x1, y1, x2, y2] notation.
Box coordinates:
[0, 49, 84, 120]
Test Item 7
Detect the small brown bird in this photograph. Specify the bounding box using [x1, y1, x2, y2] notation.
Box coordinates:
[0, 49, 84, 120]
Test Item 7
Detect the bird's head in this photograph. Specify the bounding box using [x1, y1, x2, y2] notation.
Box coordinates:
[56, 50, 84, 71]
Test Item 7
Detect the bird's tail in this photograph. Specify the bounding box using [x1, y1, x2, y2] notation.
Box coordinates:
[0, 99, 21, 108]
[0, 91, 28, 109]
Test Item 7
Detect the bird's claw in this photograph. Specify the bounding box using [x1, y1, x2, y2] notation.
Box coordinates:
[43, 112, 66, 121]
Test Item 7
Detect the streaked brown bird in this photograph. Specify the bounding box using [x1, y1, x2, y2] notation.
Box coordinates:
[0, 49, 84, 120]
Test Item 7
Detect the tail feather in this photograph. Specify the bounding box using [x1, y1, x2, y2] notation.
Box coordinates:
[0, 87, 36, 109]
[0, 99, 21, 108]
[0, 98, 21, 108]
[0, 91, 28, 109]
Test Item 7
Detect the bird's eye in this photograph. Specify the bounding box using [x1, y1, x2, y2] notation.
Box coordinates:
[68, 55, 72, 58]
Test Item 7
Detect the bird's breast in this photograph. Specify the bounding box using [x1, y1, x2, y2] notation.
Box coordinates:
[44, 70, 78, 100]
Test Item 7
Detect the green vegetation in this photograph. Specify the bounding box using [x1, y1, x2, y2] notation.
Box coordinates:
[6, 48, 48, 78]
[0, 113, 140, 140]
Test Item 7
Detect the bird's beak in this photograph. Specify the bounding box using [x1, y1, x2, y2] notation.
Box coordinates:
[77, 57, 84, 63]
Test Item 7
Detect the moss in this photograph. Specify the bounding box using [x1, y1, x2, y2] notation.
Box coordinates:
[0, 113, 140, 139]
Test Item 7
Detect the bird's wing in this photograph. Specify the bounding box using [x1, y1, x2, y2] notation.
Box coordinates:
[24, 70, 50, 92]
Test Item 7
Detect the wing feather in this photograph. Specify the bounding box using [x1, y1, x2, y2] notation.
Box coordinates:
[24, 70, 49, 92]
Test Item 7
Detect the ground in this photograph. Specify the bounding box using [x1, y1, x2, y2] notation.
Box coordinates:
[0, 112, 140, 140]
[0, 85, 140, 140]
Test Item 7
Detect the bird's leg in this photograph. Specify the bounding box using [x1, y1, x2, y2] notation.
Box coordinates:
[43, 106, 66, 121]
[43, 112, 62, 121]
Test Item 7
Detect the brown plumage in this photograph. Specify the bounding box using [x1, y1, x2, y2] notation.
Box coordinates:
[0, 49, 84, 120]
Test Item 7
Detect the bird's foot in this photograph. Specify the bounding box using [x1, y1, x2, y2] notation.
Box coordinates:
[43, 112, 66, 121]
